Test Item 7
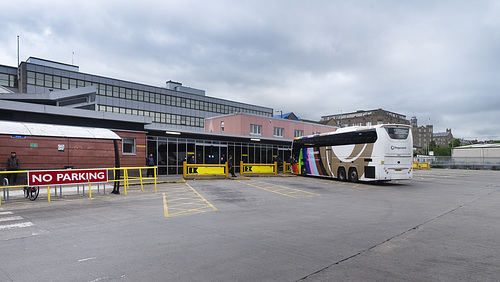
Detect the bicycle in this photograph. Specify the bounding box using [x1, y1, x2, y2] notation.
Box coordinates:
[24, 186, 39, 201]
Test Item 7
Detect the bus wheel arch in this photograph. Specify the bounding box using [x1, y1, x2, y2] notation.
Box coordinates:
[348, 167, 359, 183]
[337, 167, 347, 181]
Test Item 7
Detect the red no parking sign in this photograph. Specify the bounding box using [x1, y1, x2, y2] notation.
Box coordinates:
[28, 169, 108, 186]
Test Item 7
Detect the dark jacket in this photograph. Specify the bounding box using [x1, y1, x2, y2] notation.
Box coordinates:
[6, 156, 20, 170]
[146, 157, 154, 166]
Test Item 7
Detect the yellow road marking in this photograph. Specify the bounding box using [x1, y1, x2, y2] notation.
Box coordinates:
[185, 182, 218, 211]
[239, 180, 320, 198]
[162, 182, 217, 218]
[163, 193, 169, 217]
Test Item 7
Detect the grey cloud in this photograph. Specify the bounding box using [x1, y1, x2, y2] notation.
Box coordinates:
[2, 0, 500, 139]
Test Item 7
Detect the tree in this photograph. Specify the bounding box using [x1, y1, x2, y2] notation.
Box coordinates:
[434, 146, 451, 156]
[449, 138, 461, 148]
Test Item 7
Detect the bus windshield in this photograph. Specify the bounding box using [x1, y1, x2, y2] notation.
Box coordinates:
[385, 127, 409, 140]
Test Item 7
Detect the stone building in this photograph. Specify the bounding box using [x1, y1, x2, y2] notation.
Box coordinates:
[320, 109, 409, 128]
[433, 129, 454, 147]
[410, 116, 433, 153]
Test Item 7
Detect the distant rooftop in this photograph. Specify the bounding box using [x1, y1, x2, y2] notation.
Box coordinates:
[27, 57, 79, 72]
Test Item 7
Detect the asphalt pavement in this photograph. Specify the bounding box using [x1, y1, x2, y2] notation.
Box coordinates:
[0, 169, 499, 281]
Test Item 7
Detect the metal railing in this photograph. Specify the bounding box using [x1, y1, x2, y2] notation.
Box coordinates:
[428, 157, 500, 170]
[0, 167, 158, 205]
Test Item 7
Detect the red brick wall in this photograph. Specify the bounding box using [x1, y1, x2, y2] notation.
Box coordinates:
[0, 131, 146, 170]
[115, 131, 147, 168]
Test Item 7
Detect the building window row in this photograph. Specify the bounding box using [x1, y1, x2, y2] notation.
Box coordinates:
[0, 73, 17, 88]
[27, 71, 271, 117]
[97, 105, 204, 127]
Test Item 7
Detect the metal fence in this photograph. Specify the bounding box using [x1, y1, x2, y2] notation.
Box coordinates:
[429, 157, 500, 170]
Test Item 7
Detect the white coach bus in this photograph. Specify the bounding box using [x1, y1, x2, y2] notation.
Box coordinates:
[291, 124, 413, 182]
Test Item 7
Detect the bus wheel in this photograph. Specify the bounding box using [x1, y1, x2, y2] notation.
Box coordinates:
[301, 166, 307, 176]
[349, 168, 359, 183]
[337, 167, 347, 181]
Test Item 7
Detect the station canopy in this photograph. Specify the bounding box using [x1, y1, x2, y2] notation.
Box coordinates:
[0, 120, 120, 140]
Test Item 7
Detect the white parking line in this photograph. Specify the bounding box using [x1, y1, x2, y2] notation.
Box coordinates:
[0, 222, 34, 230]
[0, 216, 23, 222]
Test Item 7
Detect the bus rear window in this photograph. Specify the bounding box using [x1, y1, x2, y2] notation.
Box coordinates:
[385, 127, 409, 139]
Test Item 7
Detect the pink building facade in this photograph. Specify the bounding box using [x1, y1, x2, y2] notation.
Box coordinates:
[206, 113, 337, 140]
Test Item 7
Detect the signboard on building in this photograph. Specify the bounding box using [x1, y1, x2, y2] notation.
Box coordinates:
[28, 169, 108, 186]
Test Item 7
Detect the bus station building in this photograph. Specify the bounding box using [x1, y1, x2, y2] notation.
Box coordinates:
[0, 57, 337, 174]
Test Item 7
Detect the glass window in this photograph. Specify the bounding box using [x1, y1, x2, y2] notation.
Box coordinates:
[273, 127, 284, 137]
[221, 121, 224, 133]
[144, 92, 150, 102]
[166, 95, 171, 105]
[69, 79, 77, 89]
[132, 89, 138, 100]
[96, 84, 104, 95]
[0, 73, 8, 86]
[138, 90, 144, 101]
[250, 124, 262, 135]
[53, 76, 61, 89]
[113, 86, 119, 98]
[126, 88, 132, 100]
[156, 93, 161, 104]
[27, 71, 35, 85]
[105, 85, 112, 96]
[36, 73, 44, 86]
[294, 130, 304, 138]
[161, 95, 166, 105]
[44, 74, 53, 87]
[122, 138, 136, 155]
[119, 87, 126, 98]
[78, 80, 85, 87]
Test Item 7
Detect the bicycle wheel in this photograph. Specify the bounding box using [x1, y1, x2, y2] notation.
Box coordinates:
[28, 186, 39, 201]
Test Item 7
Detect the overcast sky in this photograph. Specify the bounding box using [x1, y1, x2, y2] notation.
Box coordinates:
[1, 0, 499, 140]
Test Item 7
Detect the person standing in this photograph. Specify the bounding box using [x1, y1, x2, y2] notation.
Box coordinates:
[228, 155, 236, 177]
[146, 153, 155, 177]
[5, 152, 20, 186]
